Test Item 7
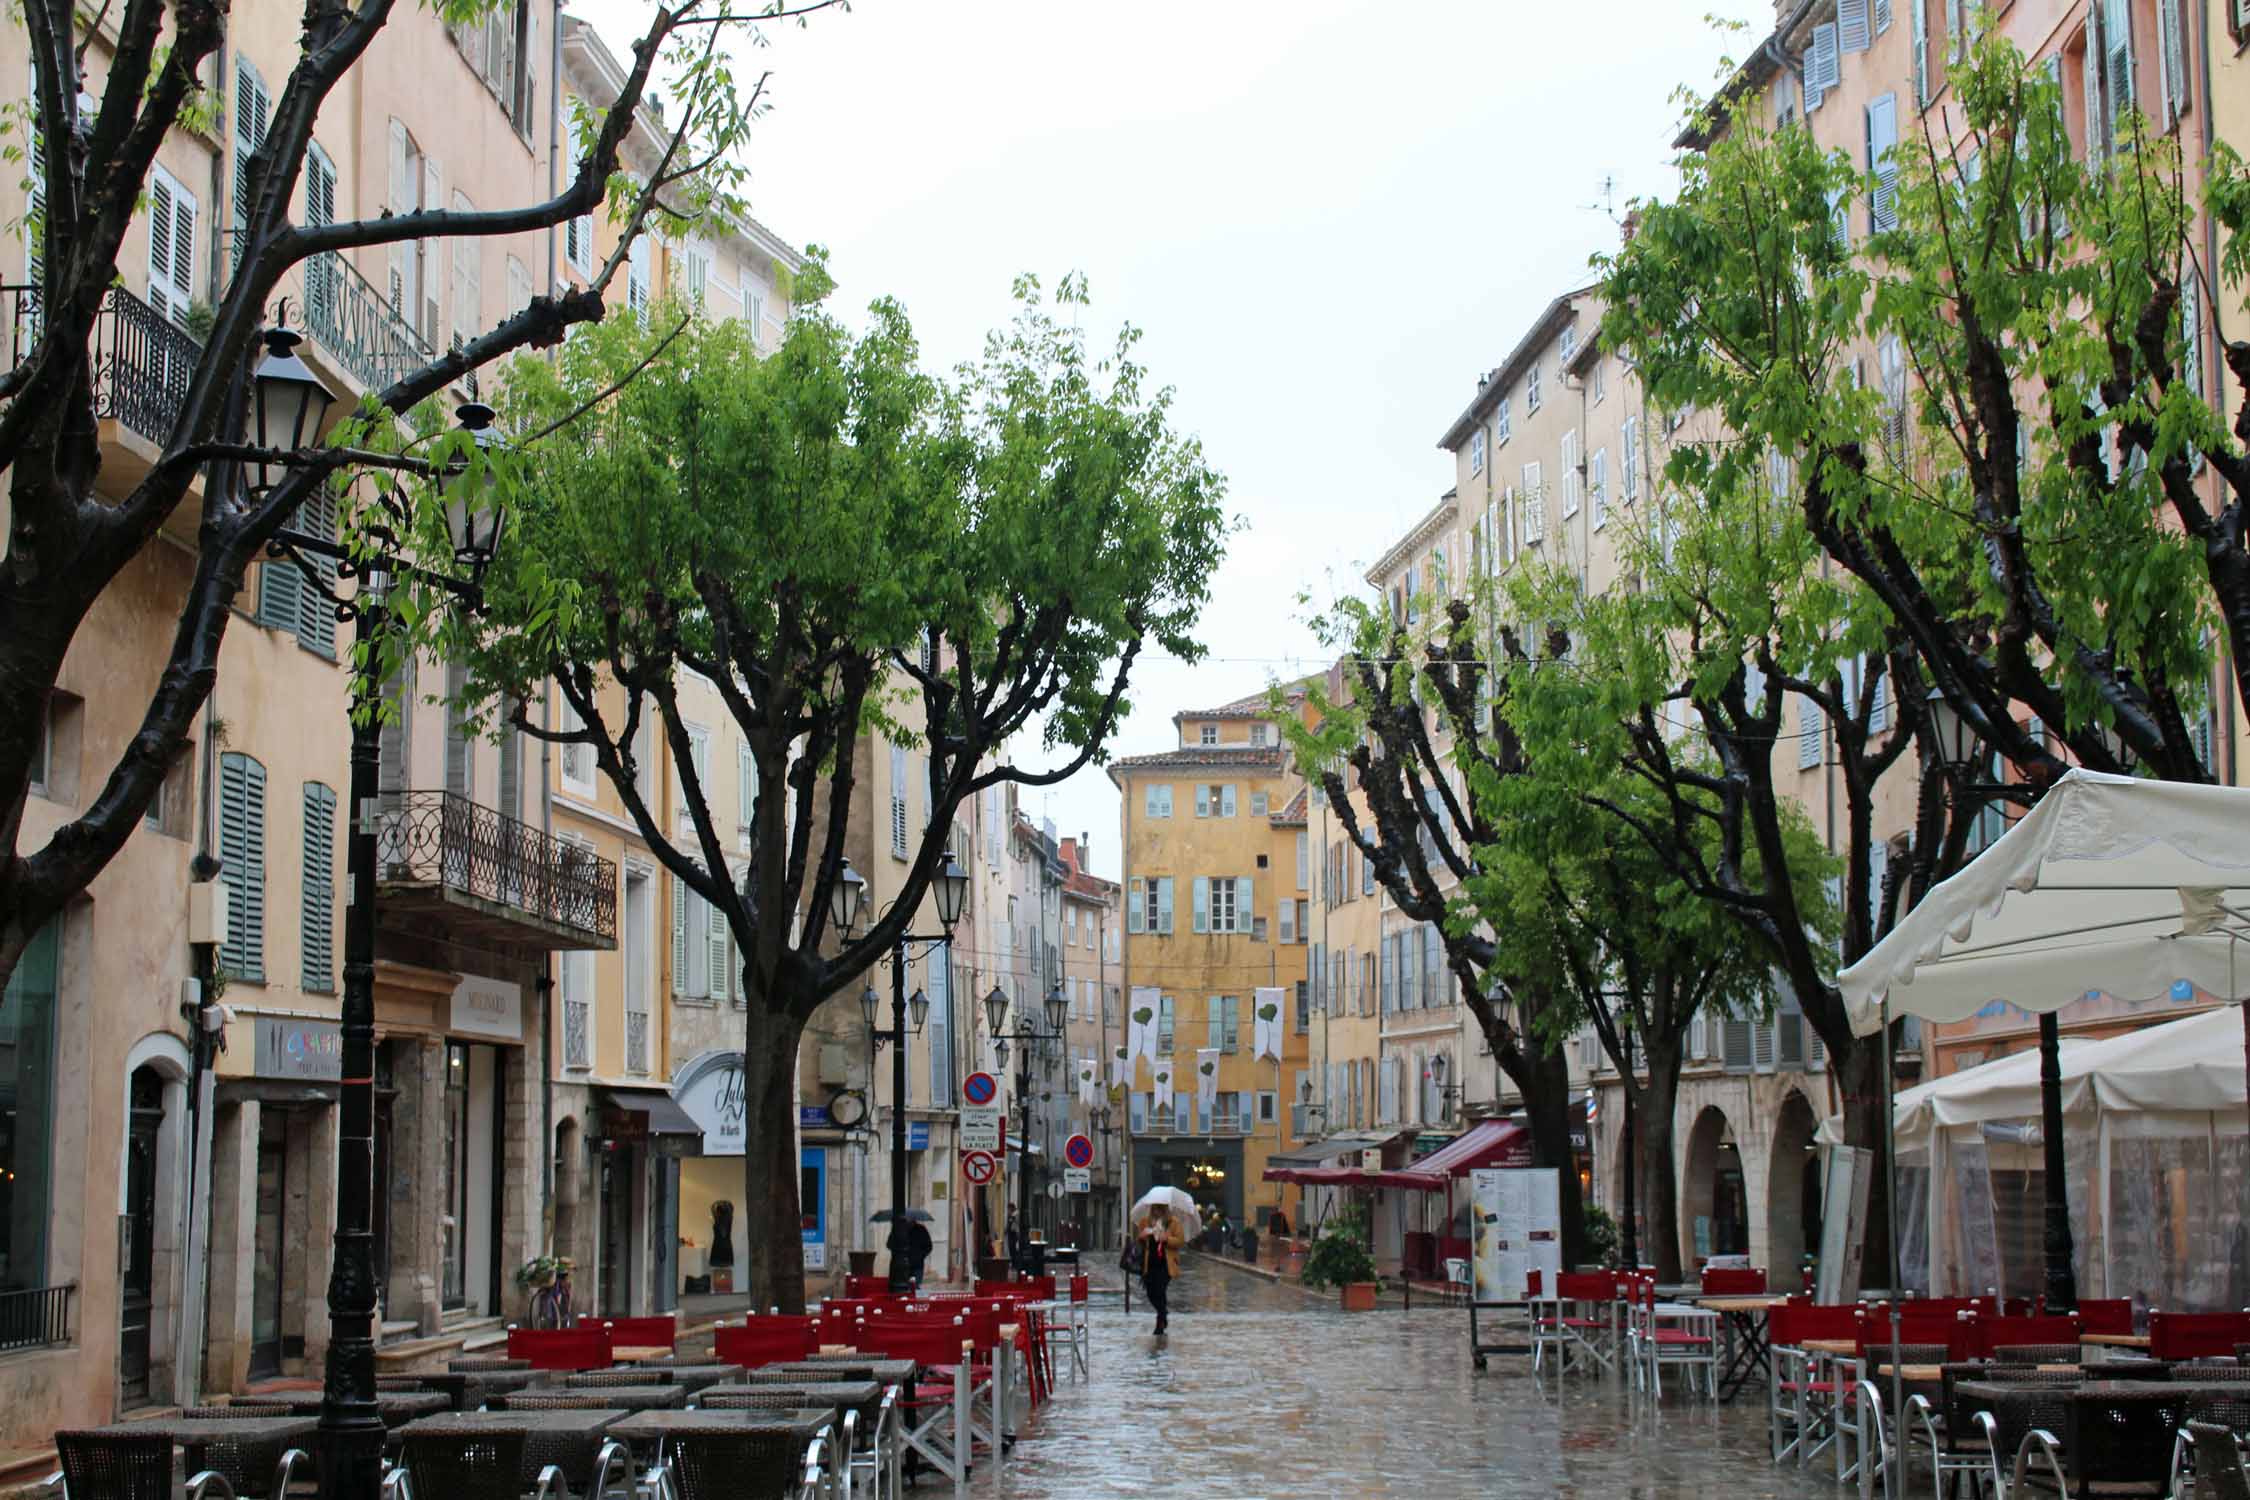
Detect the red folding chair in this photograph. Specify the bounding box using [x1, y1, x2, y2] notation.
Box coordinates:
[505, 1324, 613, 1370]
[859, 1323, 977, 1485]
[2074, 1298, 2134, 1336]
[601, 1314, 677, 1353]
[1769, 1301, 1860, 1468]
[714, 1315, 818, 1368]
[2150, 1311, 2250, 1360]
[1701, 1266, 1769, 1296]
[1968, 1313, 2083, 1361]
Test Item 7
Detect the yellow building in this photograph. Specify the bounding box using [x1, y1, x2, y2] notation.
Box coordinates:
[1110, 690, 1312, 1235]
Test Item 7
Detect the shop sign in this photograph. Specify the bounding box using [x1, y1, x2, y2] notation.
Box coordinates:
[254, 1016, 341, 1081]
[678, 1056, 749, 1155]
[450, 974, 523, 1041]
[799, 1104, 831, 1128]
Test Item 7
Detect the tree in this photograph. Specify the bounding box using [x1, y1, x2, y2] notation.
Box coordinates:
[459, 279, 1228, 1309]
[0, 0, 833, 990]
[1605, 35, 2249, 798]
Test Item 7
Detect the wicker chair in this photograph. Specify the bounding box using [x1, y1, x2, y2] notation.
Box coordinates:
[663, 1427, 830, 1500]
[381, 1429, 565, 1500]
[2174, 1363, 2250, 1384]
[1988, 1344, 2083, 1365]
[449, 1356, 532, 1373]
[561, 1368, 671, 1388]
[493, 1388, 687, 1411]
[2013, 1385, 2195, 1499]
[49, 1430, 237, 1500]
[2179, 1420, 2250, 1500]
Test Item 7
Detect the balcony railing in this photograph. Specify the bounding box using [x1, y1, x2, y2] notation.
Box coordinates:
[301, 250, 431, 394]
[5, 284, 202, 446]
[0, 1282, 76, 1353]
[377, 789, 617, 944]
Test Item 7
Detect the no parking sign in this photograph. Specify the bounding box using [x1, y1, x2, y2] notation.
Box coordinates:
[961, 1149, 998, 1185]
[1063, 1133, 1094, 1169]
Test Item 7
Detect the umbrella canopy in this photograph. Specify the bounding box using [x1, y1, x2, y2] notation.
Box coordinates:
[1130, 1185, 1203, 1243]
[869, 1208, 934, 1223]
[1839, 769, 2250, 1035]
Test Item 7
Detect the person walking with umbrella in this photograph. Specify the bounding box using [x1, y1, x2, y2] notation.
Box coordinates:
[1131, 1187, 1194, 1336]
[876, 1208, 935, 1290]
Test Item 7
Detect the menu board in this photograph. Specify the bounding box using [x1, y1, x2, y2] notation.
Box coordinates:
[1471, 1167, 1561, 1303]
[1817, 1145, 1873, 1304]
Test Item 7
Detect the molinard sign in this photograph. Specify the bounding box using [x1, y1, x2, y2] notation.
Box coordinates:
[678, 1055, 748, 1156]
[450, 974, 524, 1041]
[253, 1015, 342, 1081]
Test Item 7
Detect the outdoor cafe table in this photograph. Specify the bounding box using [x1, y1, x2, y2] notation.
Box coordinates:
[1696, 1294, 1790, 1402]
[102, 1414, 316, 1489]
[757, 1358, 920, 1385]
[229, 1390, 451, 1426]
[601, 1407, 833, 1472]
[494, 1384, 687, 1412]
[398, 1408, 624, 1495]
[614, 1345, 673, 1363]
[2084, 1334, 2156, 1350]
[415, 1367, 545, 1410]
[619, 1361, 744, 1393]
[694, 1379, 883, 1430]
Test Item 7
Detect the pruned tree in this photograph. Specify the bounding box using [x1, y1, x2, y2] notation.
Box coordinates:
[0, 0, 839, 989]
[459, 278, 1228, 1309]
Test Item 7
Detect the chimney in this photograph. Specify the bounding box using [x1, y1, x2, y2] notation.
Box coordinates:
[1079, 832, 1090, 867]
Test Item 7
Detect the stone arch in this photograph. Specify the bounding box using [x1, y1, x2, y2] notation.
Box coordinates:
[119, 1031, 193, 1408]
[553, 1115, 585, 1272]
[1766, 1089, 1823, 1292]
[1681, 1104, 1745, 1270]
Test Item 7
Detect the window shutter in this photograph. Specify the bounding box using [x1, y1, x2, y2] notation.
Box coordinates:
[301, 782, 336, 992]
[218, 753, 266, 981]
[1589, 448, 1607, 527]
[1128, 878, 1145, 934]
[1806, 23, 1839, 110]
[738, 741, 757, 829]
[419, 155, 443, 346]
[497, 728, 520, 819]
[1753, 1021, 1778, 1073]
[889, 745, 907, 856]
[1723, 1017, 1754, 1073]
[1195, 784, 1210, 818]
[2157, 0, 2185, 124]
[1237, 877, 1253, 933]
[709, 896, 730, 1002]
[233, 59, 271, 267]
[295, 493, 339, 658]
[1297, 831, 1309, 890]
[1866, 93, 1900, 233]
[387, 121, 414, 311]
[2083, 4, 2108, 159]
[1621, 418, 1639, 500]
[1840, 0, 1871, 53]
[1208, 999, 1222, 1052]
[444, 661, 472, 798]
[1192, 876, 1209, 934]
[2180, 269, 2203, 403]
[1278, 898, 1295, 944]
[256, 548, 304, 637]
[1868, 661, 1889, 732]
[671, 870, 689, 996]
[1221, 784, 1237, 817]
[1911, 0, 1931, 104]
[1874, 0, 1892, 32]
[378, 661, 413, 802]
[2105, 0, 2135, 137]
[1157, 878, 1174, 934]
[450, 192, 480, 352]
[1798, 695, 1825, 769]
[147, 170, 196, 322]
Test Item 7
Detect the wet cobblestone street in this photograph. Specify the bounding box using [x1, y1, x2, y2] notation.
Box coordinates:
[973, 1260, 1841, 1499]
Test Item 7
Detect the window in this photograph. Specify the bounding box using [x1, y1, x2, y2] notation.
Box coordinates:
[1207, 994, 1240, 1053]
[889, 744, 908, 857]
[1199, 724, 1217, 745]
[28, 693, 52, 796]
[0, 919, 60, 1293]
[1495, 394, 1511, 444]
[1560, 429, 1581, 518]
[624, 868, 652, 1071]
[218, 752, 266, 982]
[1621, 417, 1640, 501]
[737, 740, 758, 851]
[1144, 783, 1173, 819]
[1250, 722, 1271, 746]
[1195, 875, 1253, 935]
[385, 121, 441, 346]
[1865, 93, 1900, 234]
[627, 233, 651, 315]
[560, 938, 594, 1067]
[1798, 695, 1826, 769]
[683, 244, 711, 305]
[1362, 849, 1374, 897]
[557, 688, 595, 796]
[1195, 784, 1237, 818]
[1250, 790, 1269, 817]
[1806, 21, 1840, 111]
[147, 165, 198, 324]
[565, 213, 593, 276]
[1158, 995, 1175, 1054]
[1589, 448, 1608, 528]
[1878, 335, 1908, 456]
[1469, 427, 1487, 476]
[302, 783, 337, 993]
[927, 942, 953, 1104]
[1521, 462, 1545, 545]
[1127, 876, 1174, 934]
[1296, 832, 1309, 891]
[1526, 361, 1542, 413]
[1592, 359, 1607, 404]
[1278, 898, 1295, 944]
[1559, 326, 1576, 364]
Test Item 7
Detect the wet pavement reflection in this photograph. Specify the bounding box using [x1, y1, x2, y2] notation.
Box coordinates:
[974, 1259, 1835, 1499]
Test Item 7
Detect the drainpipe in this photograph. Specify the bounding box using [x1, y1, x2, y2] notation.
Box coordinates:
[2194, 0, 2233, 786]
[178, 700, 224, 1407]
[546, 0, 563, 308]
[540, 684, 556, 1248]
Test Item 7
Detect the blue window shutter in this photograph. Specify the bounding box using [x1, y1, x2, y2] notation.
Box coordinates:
[301, 782, 336, 992]
[219, 752, 267, 981]
[1799, 696, 1825, 769]
[1192, 876, 1209, 934]
[296, 495, 339, 658]
[257, 552, 302, 637]
[1840, 0, 1871, 52]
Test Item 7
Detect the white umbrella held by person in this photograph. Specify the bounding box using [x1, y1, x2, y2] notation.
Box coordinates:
[1131, 1185, 1203, 1243]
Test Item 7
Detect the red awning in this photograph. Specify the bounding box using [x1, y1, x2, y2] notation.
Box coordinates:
[1376, 1120, 1530, 1192]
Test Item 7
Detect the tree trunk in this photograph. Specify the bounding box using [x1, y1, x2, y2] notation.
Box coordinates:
[1639, 1058, 1684, 1284]
[1516, 1043, 1587, 1268]
[1834, 1031, 1895, 1294]
[738, 1003, 810, 1313]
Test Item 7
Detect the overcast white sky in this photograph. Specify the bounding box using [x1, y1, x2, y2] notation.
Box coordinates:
[580, 0, 1755, 879]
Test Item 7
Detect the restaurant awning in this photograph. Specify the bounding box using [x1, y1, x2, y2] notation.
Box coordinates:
[1264, 1129, 1408, 1172]
[1372, 1119, 1530, 1191]
[595, 1086, 704, 1144]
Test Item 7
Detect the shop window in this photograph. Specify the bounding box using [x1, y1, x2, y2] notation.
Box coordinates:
[0, 920, 61, 1298]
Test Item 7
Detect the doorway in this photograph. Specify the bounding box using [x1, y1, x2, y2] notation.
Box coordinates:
[442, 1044, 468, 1308]
[249, 1109, 288, 1379]
[117, 1066, 164, 1404]
[600, 1143, 636, 1315]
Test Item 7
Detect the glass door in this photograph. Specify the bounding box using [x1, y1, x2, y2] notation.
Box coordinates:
[442, 1043, 468, 1309]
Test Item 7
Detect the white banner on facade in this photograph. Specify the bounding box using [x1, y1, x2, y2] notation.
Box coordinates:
[1470, 1167, 1561, 1304]
[1195, 1047, 1219, 1125]
[1252, 986, 1285, 1062]
[1110, 1045, 1131, 1087]
[1127, 986, 1160, 1062]
[1152, 1061, 1174, 1115]
[1076, 1058, 1098, 1109]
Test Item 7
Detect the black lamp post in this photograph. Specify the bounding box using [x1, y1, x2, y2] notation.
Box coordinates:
[250, 344, 508, 1500]
[1923, 686, 2076, 1311]
[986, 981, 1067, 1271]
[832, 852, 969, 1292]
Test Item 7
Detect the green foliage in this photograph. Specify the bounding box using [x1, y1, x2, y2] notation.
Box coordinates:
[1299, 1203, 1379, 1289]
[1582, 1204, 1620, 1269]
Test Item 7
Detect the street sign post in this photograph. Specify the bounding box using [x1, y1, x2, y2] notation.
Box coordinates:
[958, 1105, 1002, 1152]
[962, 1071, 998, 1106]
[961, 1149, 998, 1185]
[1063, 1133, 1094, 1169]
[1063, 1167, 1091, 1193]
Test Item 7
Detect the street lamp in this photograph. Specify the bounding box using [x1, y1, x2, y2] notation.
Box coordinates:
[833, 851, 971, 1290]
[988, 983, 1069, 1272]
[254, 365, 508, 1500]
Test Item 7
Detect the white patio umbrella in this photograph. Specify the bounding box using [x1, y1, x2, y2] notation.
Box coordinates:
[1130, 1185, 1203, 1243]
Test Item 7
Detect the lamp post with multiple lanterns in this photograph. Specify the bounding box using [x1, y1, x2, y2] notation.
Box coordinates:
[984, 981, 1068, 1270]
[828, 853, 971, 1291]
[245, 316, 512, 1500]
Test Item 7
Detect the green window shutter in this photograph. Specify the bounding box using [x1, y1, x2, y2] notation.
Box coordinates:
[294, 494, 340, 658]
[257, 550, 302, 637]
[301, 782, 336, 992]
[378, 659, 413, 802]
[232, 57, 270, 269]
[671, 870, 689, 996]
[708, 893, 730, 1001]
[218, 752, 266, 981]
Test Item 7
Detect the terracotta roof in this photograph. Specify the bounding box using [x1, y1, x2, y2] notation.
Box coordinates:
[1106, 744, 1289, 780]
[1268, 786, 1310, 828]
[1174, 685, 1305, 723]
[1057, 838, 1119, 901]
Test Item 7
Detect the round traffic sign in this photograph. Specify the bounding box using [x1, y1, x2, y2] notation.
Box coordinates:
[962, 1071, 998, 1106]
[1063, 1133, 1094, 1169]
[961, 1148, 997, 1185]
[1046, 1181, 1065, 1199]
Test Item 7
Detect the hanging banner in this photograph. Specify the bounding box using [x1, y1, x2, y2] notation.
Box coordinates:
[1128, 986, 1160, 1062]
[1196, 1047, 1219, 1126]
[1076, 1058, 1098, 1109]
[1253, 986, 1285, 1062]
[1110, 1044, 1131, 1087]
[1152, 1061, 1174, 1116]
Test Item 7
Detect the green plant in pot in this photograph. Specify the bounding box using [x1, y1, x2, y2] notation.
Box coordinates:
[1301, 1203, 1379, 1308]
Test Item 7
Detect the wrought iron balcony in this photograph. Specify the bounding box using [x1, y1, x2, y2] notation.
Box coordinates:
[4, 283, 203, 446]
[301, 250, 432, 394]
[376, 789, 617, 949]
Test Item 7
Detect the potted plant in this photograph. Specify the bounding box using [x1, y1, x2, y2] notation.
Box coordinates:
[1300, 1204, 1380, 1310]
